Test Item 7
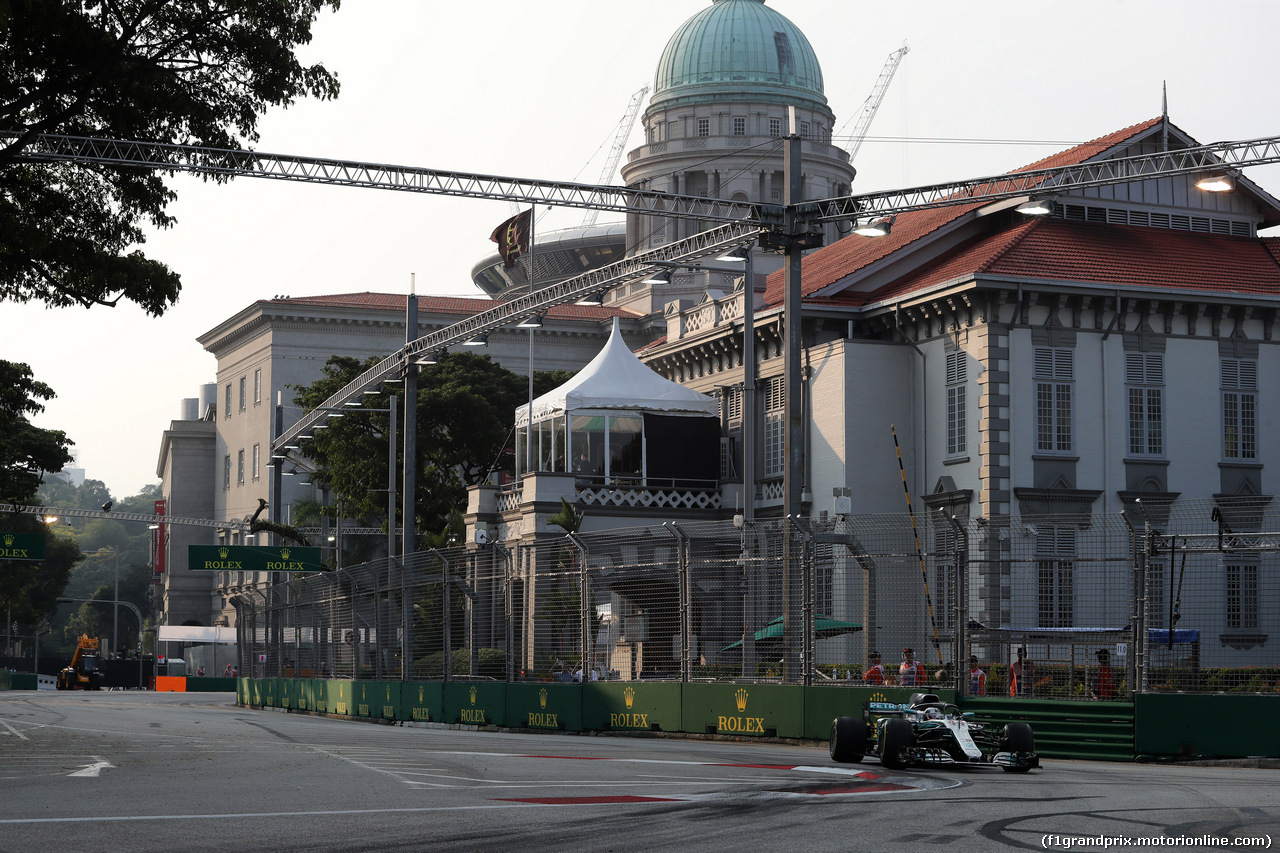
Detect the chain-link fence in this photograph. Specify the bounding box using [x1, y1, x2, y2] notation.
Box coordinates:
[233, 497, 1280, 698]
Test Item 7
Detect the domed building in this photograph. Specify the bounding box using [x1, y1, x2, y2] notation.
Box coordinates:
[470, 0, 854, 320]
[614, 0, 854, 316]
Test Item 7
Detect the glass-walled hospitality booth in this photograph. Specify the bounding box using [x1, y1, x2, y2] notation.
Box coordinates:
[515, 320, 720, 486]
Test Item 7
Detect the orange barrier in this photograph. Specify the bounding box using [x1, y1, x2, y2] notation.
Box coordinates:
[155, 676, 187, 693]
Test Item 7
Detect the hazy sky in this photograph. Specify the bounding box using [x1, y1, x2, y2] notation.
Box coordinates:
[6, 0, 1280, 498]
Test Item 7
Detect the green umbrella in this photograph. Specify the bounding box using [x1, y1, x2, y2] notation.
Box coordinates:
[720, 614, 862, 651]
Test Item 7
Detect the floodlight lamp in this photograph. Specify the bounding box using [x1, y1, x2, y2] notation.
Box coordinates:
[641, 270, 672, 285]
[284, 444, 300, 451]
[716, 246, 749, 263]
[516, 312, 544, 329]
[1015, 198, 1055, 216]
[42, 515, 58, 524]
[101, 501, 113, 513]
[1196, 173, 1234, 193]
[853, 217, 893, 238]
[463, 333, 489, 346]
[577, 291, 605, 306]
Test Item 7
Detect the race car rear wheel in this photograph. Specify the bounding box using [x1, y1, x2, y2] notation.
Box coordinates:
[1001, 722, 1035, 773]
[879, 718, 913, 769]
[830, 716, 867, 763]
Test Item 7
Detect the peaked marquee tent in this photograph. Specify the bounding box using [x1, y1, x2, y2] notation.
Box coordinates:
[515, 318, 720, 484]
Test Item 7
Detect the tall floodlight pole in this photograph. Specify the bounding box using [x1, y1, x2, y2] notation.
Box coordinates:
[742, 250, 756, 523]
[111, 546, 120, 657]
[402, 282, 418, 681]
[527, 208, 537, 474]
[782, 107, 805, 684]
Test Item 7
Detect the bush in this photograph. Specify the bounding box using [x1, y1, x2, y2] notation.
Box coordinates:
[412, 648, 505, 680]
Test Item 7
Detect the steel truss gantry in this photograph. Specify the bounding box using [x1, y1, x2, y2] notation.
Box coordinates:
[272, 220, 762, 450]
[802, 134, 1280, 224]
[6, 132, 762, 225]
[9, 504, 251, 532]
[12, 129, 1280, 458]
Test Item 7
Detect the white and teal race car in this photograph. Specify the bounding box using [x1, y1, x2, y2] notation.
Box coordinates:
[830, 693, 1039, 772]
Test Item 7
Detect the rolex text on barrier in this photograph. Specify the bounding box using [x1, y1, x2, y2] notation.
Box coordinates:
[0, 532, 45, 561]
[188, 545, 324, 573]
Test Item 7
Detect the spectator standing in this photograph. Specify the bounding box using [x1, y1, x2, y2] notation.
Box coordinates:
[1009, 647, 1035, 697]
[864, 651, 885, 685]
[968, 655, 987, 696]
[1091, 648, 1117, 700]
[899, 648, 926, 687]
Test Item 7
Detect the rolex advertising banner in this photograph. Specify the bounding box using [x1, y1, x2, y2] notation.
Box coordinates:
[188, 544, 324, 573]
[0, 532, 45, 561]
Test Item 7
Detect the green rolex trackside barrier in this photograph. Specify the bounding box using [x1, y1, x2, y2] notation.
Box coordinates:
[584, 682, 681, 733]
[506, 682, 582, 732]
[398, 681, 444, 722]
[445, 681, 506, 726]
[234, 679, 1280, 760]
[681, 682, 805, 738]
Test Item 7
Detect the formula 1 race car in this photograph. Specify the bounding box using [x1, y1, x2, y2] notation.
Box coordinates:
[830, 693, 1039, 772]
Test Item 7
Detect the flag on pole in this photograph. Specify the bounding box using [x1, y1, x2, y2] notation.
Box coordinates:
[490, 208, 532, 268]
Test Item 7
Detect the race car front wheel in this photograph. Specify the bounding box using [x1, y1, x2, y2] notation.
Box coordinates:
[1001, 722, 1035, 773]
[830, 716, 867, 763]
[880, 718, 914, 769]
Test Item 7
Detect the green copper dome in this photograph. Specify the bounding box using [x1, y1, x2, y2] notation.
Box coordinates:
[651, 0, 827, 111]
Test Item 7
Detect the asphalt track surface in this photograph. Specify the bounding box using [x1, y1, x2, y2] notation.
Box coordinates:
[0, 690, 1276, 852]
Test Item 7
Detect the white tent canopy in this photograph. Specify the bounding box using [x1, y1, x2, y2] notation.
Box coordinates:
[157, 626, 236, 644]
[515, 318, 717, 428]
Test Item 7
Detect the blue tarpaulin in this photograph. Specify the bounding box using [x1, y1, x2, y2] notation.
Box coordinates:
[1148, 628, 1199, 644]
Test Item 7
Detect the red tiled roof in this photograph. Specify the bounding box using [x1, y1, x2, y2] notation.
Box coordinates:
[866, 218, 1280, 303]
[763, 118, 1166, 306]
[268, 291, 636, 320]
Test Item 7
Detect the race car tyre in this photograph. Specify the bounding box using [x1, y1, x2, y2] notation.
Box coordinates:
[879, 718, 914, 769]
[1001, 722, 1035, 773]
[830, 716, 867, 763]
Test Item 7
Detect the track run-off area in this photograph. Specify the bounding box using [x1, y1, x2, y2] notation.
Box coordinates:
[0, 690, 1275, 852]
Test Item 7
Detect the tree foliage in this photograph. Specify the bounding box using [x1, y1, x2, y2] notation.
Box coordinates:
[0, 0, 341, 313]
[0, 360, 73, 503]
[31, 478, 158, 657]
[291, 352, 572, 542]
[0, 512, 80, 630]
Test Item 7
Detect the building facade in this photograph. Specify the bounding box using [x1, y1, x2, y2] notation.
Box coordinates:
[638, 116, 1280, 666]
[156, 294, 646, 631]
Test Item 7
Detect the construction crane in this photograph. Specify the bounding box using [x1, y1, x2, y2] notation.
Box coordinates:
[838, 44, 909, 163]
[583, 85, 649, 227]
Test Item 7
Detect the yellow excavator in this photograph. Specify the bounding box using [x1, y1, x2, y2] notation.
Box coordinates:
[56, 635, 104, 690]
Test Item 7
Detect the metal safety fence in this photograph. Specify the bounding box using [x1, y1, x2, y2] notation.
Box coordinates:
[233, 497, 1280, 698]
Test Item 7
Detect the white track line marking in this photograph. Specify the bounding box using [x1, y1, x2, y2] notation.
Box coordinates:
[0, 720, 29, 740]
[68, 759, 114, 777]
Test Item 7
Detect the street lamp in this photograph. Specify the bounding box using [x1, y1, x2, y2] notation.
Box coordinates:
[79, 546, 121, 657]
[56, 596, 145, 689]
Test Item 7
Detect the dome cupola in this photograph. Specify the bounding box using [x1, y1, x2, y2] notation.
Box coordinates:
[650, 0, 828, 113]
